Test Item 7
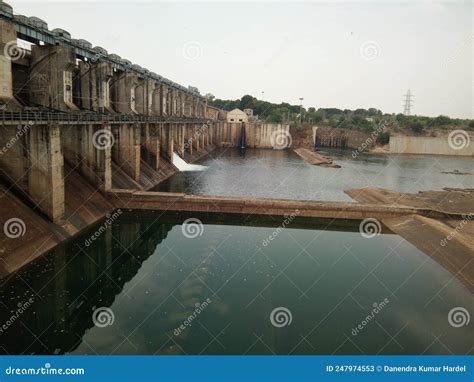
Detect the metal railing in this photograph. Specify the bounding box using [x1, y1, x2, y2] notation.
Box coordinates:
[0, 111, 209, 125]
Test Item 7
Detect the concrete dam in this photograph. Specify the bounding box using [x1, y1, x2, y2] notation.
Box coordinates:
[0, 3, 293, 273]
[0, 2, 471, 298]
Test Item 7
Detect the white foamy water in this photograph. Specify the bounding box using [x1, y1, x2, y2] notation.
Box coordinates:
[172, 152, 208, 172]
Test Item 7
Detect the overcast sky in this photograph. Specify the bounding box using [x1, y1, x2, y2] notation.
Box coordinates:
[9, 0, 474, 118]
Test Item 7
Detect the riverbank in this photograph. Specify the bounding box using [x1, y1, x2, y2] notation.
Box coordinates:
[290, 125, 474, 157]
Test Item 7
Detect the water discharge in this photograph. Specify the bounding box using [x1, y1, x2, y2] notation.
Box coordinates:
[172, 152, 208, 172]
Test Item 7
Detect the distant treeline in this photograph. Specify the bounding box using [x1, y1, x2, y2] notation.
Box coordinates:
[206, 94, 474, 135]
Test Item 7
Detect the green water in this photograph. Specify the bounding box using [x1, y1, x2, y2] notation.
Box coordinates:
[0, 212, 471, 355]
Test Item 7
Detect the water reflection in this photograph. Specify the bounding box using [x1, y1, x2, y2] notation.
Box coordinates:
[0, 212, 472, 355]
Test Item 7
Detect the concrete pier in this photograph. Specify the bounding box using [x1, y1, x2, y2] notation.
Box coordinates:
[113, 123, 141, 181]
[62, 123, 112, 192]
[0, 123, 65, 223]
[30, 45, 79, 111]
[0, 19, 22, 109]
[76, 61, 114, 113]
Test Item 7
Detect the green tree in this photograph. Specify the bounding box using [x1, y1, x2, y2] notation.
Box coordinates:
[266, 113, 283, 123]
[239, 94, 255, 110]
[377, 132, 390, 145]
[431, 115, 451, 126]
[410, 120, 425, 134]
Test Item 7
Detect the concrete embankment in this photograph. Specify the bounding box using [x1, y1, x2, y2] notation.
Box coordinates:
[293, 148, 340, 167]
[108, 190, 458, 220]
[346, 187, 474, 293]
[388, 134, 474, 156]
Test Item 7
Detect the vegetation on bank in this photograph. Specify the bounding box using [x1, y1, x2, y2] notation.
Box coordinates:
[206, 94, 474, 138]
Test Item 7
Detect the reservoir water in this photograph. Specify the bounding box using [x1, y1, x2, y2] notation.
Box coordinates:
[0, 149, 472, 355]
[155, 148, 474, 201]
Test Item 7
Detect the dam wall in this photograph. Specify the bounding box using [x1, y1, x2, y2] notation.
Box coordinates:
[389, 134, 474, 156]
[216, 122, 291, 149]
[312, 126, 375, 149]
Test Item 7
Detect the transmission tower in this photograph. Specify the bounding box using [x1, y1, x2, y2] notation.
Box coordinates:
[403, 89, 413, 115]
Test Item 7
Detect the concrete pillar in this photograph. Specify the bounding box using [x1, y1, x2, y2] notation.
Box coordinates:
[113, 123, 141, 181]
[36, 124, 64, 222]
[30, 45, 79, 111]
[77, 61, 95, 111]
[62, 124, 112, 191]
[193, 123, 200, 152]
[174, 91, 180, 117]
[172, 124, 177, 153]
[146, 80, 156, 116]
[179, 91, 186, 117]
[111, 71, 139, 114]
[184, 95, 191, 117]
[166, 87, 174, 117]
[0, 123, 65, 222]
[202, 98, 208, 118]
[159, 123, 173, 161]
[96, 63, 114, 113]
[178, 124, 185, 156]
[209, 122, 213, 145]
[161, 85, 169, 116]
[171, 89, 178, 116]
[0, 19, 21, 110]
[135, 78, 155, 115]
[192, 97, 198, 118]
[142, 123, 160, 169]
[185, 123, 193, 154]
[76, 61, 113, 113]
[151, 85, 161, 116]
[201, 128, 206, 149]
[134, 79, 146, 115]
